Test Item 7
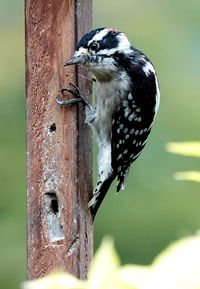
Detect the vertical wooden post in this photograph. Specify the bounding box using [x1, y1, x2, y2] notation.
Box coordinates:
[25, 0, 93, 280]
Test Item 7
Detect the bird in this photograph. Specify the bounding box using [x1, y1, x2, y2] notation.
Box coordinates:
[56, 27, 160, 220]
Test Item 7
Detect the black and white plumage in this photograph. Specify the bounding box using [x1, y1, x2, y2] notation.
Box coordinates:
[60, 27, 160, 220]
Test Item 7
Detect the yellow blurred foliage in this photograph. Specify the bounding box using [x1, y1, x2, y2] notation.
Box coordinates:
[22, 235, 200, 289]
[166, 142, 200, 183]
[174, 171, 200, 183]
[166, 142, 200, 158]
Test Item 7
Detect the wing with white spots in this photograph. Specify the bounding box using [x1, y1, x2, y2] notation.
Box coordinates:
[111, 92, 152, 192]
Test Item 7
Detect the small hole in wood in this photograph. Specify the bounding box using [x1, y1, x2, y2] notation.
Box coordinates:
[49, 123, 56, 132]
[45, 192, 59, 215]
[50, 199, 59, 214]
[44, 192, 64, 242]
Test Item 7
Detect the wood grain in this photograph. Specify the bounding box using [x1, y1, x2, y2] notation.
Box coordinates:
[25, 0, 93, 280]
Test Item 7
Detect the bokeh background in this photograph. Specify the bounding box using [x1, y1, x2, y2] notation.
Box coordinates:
[1, 0, 200, 288]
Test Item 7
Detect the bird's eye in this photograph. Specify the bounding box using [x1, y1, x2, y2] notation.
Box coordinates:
[89, 41, 100, 51]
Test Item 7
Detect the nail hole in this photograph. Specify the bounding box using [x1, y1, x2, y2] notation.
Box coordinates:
[49, 123, 56, 132]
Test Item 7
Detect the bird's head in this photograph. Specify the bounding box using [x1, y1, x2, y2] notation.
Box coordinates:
[63, 27, 132, 81]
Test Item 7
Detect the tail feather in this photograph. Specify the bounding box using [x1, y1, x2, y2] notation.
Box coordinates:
[116, 166, 130, 192]
[121, 166, 130, 190]
[89, 174, 115, 221]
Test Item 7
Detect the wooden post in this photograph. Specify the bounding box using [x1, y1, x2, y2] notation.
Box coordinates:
[25, 0, 93, 280]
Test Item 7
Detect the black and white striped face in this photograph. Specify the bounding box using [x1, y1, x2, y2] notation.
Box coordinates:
[63, 27, 132, 80]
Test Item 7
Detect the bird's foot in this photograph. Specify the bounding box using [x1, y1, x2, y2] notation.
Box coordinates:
[56, 82, 88, 106]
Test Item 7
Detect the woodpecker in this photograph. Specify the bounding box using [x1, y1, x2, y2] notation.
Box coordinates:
[56, 27, 160, 220]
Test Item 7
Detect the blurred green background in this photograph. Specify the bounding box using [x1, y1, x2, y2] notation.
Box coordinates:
[1, 0, 200, 288]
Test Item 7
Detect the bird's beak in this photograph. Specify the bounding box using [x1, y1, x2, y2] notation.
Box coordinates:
[62, 55, 83, 66]
[62, 48, 89, 67]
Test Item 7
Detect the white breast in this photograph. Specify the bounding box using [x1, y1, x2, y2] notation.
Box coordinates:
[95, 72, 130, 141]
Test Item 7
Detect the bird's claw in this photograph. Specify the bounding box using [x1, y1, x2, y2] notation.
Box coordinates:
[56, 82, 88, 106]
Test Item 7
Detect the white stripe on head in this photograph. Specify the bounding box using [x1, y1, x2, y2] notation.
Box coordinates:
[117, 33, 132, 53]
[98, 32, 132, 56]
[74, 47, 88, 56]
[88, 28, 109, 45]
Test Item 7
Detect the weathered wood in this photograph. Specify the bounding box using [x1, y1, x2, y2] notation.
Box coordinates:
[25, 0, 93, 280]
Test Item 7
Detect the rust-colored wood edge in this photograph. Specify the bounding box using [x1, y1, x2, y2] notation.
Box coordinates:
[25, 0, 93, 280]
